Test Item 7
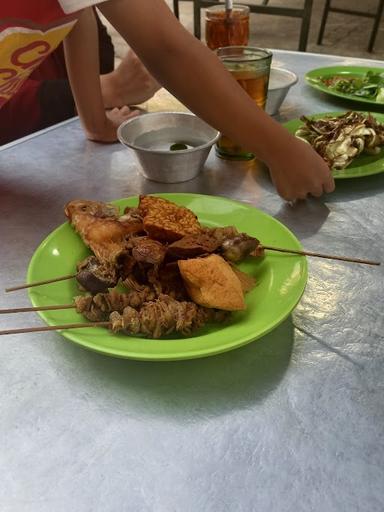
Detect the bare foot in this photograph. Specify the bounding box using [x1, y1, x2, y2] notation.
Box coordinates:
[101, 50, 160, 108]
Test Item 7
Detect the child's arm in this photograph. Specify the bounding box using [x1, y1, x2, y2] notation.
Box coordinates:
[98, 0, 334, 200]
[63, 7, 137, 142]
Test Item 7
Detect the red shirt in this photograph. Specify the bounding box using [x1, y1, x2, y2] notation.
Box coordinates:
[0, 2, 113, 145]
[0, 1, 81, 109]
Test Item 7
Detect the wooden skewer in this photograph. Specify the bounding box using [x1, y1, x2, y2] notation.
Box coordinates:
[261, 245, 381, 266]
[4, 242, 380, 295]
[5, 274, 76, 293]
[0, 321, 110, 336]
[0, 304, 75, 314]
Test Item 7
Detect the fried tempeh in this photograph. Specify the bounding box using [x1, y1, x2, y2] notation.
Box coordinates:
[138, 195, 201, 242]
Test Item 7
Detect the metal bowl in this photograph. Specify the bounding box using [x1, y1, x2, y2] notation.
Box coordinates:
[266, 67, 298, 116]
[118, 112, 220, 183]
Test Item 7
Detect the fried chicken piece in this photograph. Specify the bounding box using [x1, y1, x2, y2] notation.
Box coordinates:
[138, 195, 201, 242]
[121, 206, 143, 223]
[65, 199, 119, 220]
[64, 199, 144, 264]
[109, 294, 229, 338]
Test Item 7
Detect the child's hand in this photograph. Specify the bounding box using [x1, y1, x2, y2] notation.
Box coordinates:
[85, 106, 140, 143]
[266, 136, 335, 201]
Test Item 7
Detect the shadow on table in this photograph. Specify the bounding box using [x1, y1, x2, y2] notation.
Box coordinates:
[273, 199, 331, 240]
[56, 316, 295, 421]
[326, 172, 384, 202]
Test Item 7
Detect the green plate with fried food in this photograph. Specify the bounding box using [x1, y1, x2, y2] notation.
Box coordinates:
[284, 111, 384, 179]
[305, 66, 384, 105]
[27, 193, 307, 361]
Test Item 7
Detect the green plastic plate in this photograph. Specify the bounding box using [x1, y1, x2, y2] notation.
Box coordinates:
[305, 65, 384, 105]
[27, 193, 308, 361]
[284, 111, 384, 179]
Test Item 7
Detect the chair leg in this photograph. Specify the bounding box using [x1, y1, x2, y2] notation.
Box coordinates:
[298, 0, 313, 51]
[193, 0, 202, 39]
[173, 0, 179, 19]
[261, 0, 269, 5]
[368, 0, 384, 52]
[317, 0, 332, 45]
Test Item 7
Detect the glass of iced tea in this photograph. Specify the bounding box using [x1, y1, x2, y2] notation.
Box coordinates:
[205, 4, 250, 51]
[215, 46, 272, 160]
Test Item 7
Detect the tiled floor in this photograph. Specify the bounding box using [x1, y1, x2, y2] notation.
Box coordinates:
[105, 0, 384, 61]
[101, 0, 383, 111]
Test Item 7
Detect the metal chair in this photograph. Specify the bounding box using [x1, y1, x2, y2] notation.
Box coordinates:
[317, 0, 384, 52]
[172, 0, 314, 52]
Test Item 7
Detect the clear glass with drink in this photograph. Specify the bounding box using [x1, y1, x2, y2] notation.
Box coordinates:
[205, 4, 250, 51]
[215, 46, 272, 160]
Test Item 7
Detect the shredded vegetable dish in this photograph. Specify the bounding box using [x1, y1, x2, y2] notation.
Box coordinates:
[295, 112, 384, 170]
[319, 71, 384, 103]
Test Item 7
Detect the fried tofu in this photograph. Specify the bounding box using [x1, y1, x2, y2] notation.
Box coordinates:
[178, 254, 246, 311]
[230, 265, 256, 293]
[139, 195, 201, 242]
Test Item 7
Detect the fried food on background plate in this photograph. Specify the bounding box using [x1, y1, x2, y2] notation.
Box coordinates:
[138, 195, 202, 242]
[178, 254, 246, 311]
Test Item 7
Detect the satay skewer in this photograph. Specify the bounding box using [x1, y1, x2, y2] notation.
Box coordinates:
[5, 274, 76, 292]
[0, 304, 75, 314]
[0, 287, 157, 315]
[260, 245, 381, 266]
[0, 295, 230, 337]
[0, 322, 109, 336]
[4, 243, 380, 294]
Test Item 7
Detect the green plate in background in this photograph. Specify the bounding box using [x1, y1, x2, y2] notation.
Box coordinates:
[27, 193, 307, 361]
[284, 112, 384, 179]
[305, 65, 384, 105]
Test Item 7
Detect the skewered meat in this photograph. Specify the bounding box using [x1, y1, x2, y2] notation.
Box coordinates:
[167, 228, 260, 261]
[109, 294, 229, 338]
[138, 195, 202, 242]
[131, 236, 167, 266]
[202, 226, 239, 242]
[221, 233, 260, 262]
[147, 262, 190, 301]
[62, 196, 261, 340]
[167, 233, 221, 259]
[76, 256, 119, 294]
[64, 199, 144, 263]
[74, 288, 156, 322]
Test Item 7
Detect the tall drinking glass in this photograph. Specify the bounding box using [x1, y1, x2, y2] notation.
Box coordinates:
[216, 46, 272, 160]
[205, 4, 250, 51]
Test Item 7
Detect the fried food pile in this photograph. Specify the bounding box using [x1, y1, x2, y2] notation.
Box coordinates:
[65, 195, 262, 338]
[295, 111, 384, 170]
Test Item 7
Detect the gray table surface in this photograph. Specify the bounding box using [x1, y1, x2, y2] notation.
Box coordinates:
[1, 50, 384, 512]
